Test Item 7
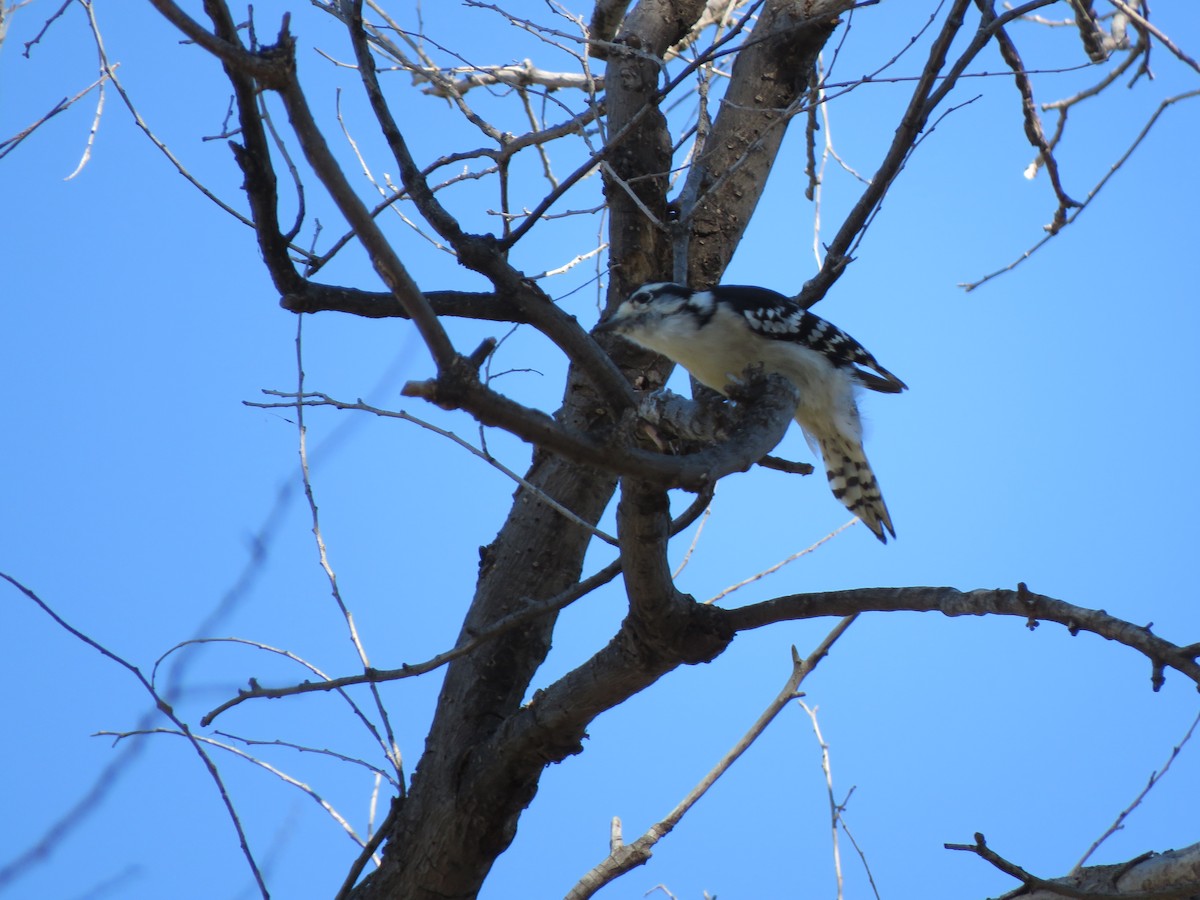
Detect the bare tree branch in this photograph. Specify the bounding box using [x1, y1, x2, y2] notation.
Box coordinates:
[1074, 708, 1200, 870]
[1066, 0, 1116, 63]
[201, 559, 624, 725]
[280, 284, 522, 321]
[976, 0, 1080, 234]
[14, 3, 1194, 897]
[566, 617, 858, 898]
[946, 833, 1200, 900]
[1109, 0, 1200, 74]
[724, 584, 1200, 689]
[589, 0, 632, 52]
[249, 390, 621, 545]
[419, 59, 606, 96]
[962, 88, 1200, 291]
[0, 573, 270, 898]
[798, 0, 1058, 308]
[0, 74, 107, 161]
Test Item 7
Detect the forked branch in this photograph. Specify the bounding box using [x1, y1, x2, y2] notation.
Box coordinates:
[946, 832, 1200, 899]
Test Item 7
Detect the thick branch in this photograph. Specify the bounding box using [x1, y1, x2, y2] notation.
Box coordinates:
[685, 0, 844, 286]
[590, 0, 632, 52]
[273, 70, 457, 369]
[403, 367, 798, 490]
[350, 8, 739, 897]
[202, 0, 303, 296]
[147, 0, 291, 86]
[616, 478, 695, 639]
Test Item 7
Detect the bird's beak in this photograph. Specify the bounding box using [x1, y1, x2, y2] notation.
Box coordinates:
[592, 316, 621, 335]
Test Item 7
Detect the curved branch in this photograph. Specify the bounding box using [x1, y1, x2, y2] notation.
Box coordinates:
[402, 366, 798, 491]
[722, 584, 1200, 689]
[1, 572, 270, 896]
[961, 87, 1200, 292]
[202, 559, 625, 725]
[480, 580, 1198, 887]
[151, 0, 458, 370]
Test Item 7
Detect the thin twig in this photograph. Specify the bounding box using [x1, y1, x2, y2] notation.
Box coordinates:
[672, 505, 713, 578]
[0, 573, 269, 897]
[151, 635, 400, 783]
[82, 2, 268, 231]
[212, 731, 397, 784]
[335, 810, 393, 900]
[290, 319, 404, 781]
[66, 3, 108, 181]
[250, 390, 619, 546]
[0, 75, 108, 161]
[841, 816, 883, 900]
[1074, 707, 1200, 871]
[946, 832, 1200, 899]
[704, 519, 856, 604]
[799, 701, 845, 900]
[98, 728, 379, 862]
[976, 0, 1080, 232]
[20, 0, 70, 58]
[565, 617, 858, 900]
[1109, 0, 1200, 74]
[962, 88, 1200, 291]
[532, 242, 609, 279]
[202, 559, 623, 725]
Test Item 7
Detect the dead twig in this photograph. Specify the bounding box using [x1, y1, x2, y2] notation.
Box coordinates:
[565, 618, 858, 899]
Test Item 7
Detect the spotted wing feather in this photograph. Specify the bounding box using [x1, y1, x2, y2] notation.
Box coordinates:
[715, 285, 907, 394]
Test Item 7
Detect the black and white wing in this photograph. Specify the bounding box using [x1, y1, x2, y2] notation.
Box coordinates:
[711, 285, 907, 394]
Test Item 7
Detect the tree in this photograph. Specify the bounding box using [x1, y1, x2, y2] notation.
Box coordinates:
[3, 1, 1199, 898]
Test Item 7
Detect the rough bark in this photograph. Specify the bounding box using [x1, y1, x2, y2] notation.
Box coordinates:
[685, 0, 846, 286]
[351, 4, 726, 897]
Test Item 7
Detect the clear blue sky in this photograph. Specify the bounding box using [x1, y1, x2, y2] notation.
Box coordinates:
[3, 3, 1199, 899]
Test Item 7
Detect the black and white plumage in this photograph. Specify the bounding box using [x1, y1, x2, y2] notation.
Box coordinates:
[597, 282, 906, 542]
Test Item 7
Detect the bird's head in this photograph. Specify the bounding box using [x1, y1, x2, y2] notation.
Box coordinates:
[594, 282, 696, 341]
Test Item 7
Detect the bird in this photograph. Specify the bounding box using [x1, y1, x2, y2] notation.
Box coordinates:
[596, 282, 906, 542]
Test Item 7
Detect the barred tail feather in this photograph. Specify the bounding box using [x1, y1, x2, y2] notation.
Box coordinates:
[817, 434, 895, 543]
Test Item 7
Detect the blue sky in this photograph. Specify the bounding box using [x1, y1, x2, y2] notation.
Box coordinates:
[3, 2, 1199, 899]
